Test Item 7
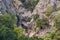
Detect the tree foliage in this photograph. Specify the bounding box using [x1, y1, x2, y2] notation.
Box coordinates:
[0, 13, 14, 29]
[0, 13, 17, 40]
[44, 26, 60, 40]
[0, 13, 24, 40]
[0, 13, 44, 40]
[53, 13, 60, 29]
[45, 6, 55, 16]
[33, 14, 39, 21]
[21, 0, 39, 11]
[35, 17, 49, 28]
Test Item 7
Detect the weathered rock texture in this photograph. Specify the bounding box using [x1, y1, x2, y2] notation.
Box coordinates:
[0, 0, 60, 37]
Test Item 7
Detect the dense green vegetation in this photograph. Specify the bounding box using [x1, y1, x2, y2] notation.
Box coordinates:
[36, 18, 49, 28]
[0, 13, 17, 40]
[26, 17, 32, 22]
[43, 26, 58, 40]
[21, 0, 39, 11]
[43, 12, 60, 40]
[0, 0, 60, 40]
[53, 13, 60, 28]
[0, 12, 60, 40]
[0, 13, 44, 40]
[33, 14, 39, 21]
[33, 14, 49, 29]
[45, 6, 60, 16]
[45, 6, 55, 16]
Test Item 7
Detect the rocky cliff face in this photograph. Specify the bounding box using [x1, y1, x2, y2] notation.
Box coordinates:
[32, 0, 60, 27]
[0, 0, 60, 15]
[0, 0, 32, 26]
[0, 0, 31, 16]
[0, 0, 60, 17]
[32, 0, 60, 16]
[0, 0, 60, 37]
[0, 0, 15, 14]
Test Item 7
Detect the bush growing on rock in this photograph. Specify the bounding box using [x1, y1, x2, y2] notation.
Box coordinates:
[35, 17, 49, 29]
[21, 0, 39, 11]
[45, 6, 55, 16]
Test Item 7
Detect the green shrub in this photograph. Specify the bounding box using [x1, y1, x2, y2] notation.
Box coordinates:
[0, 13, 26, 40]
[33, 14, 39, 21]
[55, 7, 60, 11]
[0, 13, 14, 29]
[45, 6, 55, 16]
[0, 13, 44, 40]
[21, 0, 39, 11]
[19, 36, 44, 40]
[53, 13, 60, 28]
[27, 17, 32, 22]
[0, 13, 18, 40]
[35, 17, 49, 28]
[43, 26, 60, 40]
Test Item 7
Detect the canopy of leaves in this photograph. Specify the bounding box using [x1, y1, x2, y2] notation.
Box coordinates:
[0, 13, 44, 40]
[0, 13, 25, 40]
[21, 0, 39, 11]
[36, 18, 49, 28]
[43, 26, 60, 40]
[33, 14, 39, 21]
[19, 36, 44, 40]
[45, 6, 55, 16]
[53, 13, 60, 29]
[0, 13, 14, 29]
